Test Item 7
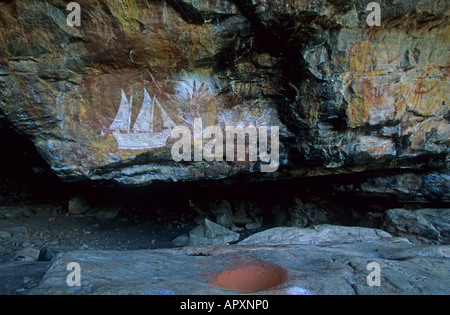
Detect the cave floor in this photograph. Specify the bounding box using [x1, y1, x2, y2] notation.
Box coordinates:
[0, 202, 194, 294]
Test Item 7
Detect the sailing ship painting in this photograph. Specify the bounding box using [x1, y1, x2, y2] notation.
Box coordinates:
[109, 89, 176, 150]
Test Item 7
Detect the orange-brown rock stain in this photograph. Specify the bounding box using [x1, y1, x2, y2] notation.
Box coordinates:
[208, 261, 288, 293]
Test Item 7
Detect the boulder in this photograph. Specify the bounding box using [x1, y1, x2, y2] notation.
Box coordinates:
[382, 208, 450, 244]
[210, 200, 234, 229]
[0, 230, 12, 239]
[0, 262, 50, 295]
[173, 219, 240, 247]
[92, 208, 120, 221]
[172, 233, 189, 247]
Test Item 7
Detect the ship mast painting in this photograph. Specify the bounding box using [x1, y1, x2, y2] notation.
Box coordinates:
[109, 89, 176, 150]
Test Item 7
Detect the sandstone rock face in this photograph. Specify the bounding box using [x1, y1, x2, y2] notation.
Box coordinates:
[0, 0, 448, 191]
[29, 226, 450, 295]
[238, 224, 394, 245]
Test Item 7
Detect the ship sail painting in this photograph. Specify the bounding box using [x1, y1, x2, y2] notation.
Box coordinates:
[109, 89, 176, 150]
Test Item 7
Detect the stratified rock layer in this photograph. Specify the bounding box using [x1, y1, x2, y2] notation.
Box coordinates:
[30, 226, 450, 295]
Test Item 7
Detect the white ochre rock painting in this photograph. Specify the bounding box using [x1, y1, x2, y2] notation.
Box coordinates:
[109, 89, 176, 150]
[108, 77, 271, 151]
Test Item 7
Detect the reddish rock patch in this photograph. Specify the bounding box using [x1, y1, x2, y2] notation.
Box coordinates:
[210, 261, 288, 293]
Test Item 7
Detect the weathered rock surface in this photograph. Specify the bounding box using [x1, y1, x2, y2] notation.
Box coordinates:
[68, 196, 90, 215]
[186, 218, 240, 246]
[0, 261, 50, 295]
[30, 226, 450, 295]
[12, 247, 41, 262]
[239, 224, 393, 246]
[0, 0, 447, 196]
[0, 230, 12, 239]
[382, 208, 450, 244]
[0, 206, 35, 219]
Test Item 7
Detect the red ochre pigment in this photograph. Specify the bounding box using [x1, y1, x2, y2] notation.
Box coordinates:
[210, 261, 288, 293]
